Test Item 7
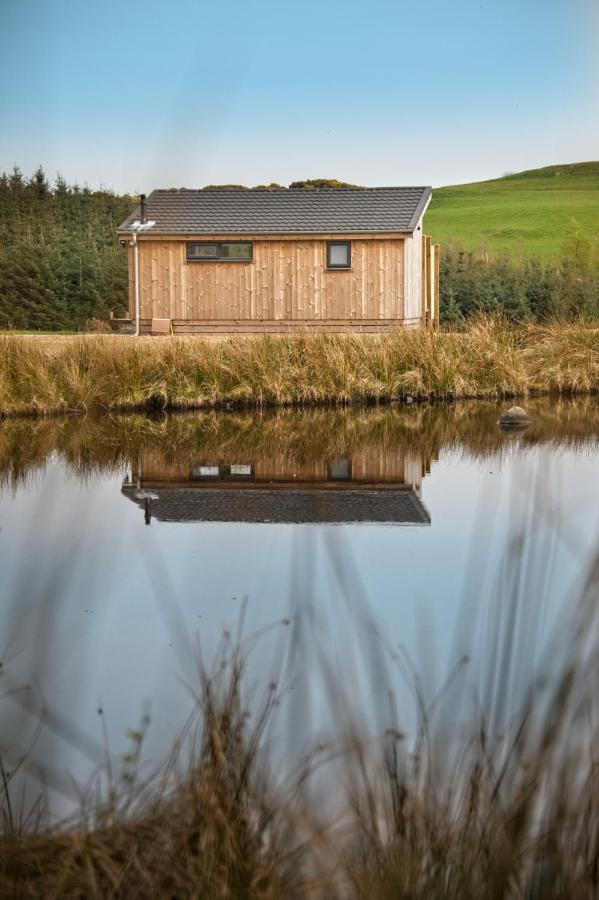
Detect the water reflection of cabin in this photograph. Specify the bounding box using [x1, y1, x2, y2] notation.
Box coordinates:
[121, 449, 431, 525]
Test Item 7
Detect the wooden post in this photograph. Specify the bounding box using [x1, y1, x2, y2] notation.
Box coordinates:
[422, 234, 428, 326]
[434, 245, 441, 330]
[429, 244, 435, 326]
[425, 236, 432, 328]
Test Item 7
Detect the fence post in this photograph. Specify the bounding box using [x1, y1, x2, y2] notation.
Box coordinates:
[426, 236, 432, 328]
[434, 245, 441, 329]
[422, 235, 428, 326]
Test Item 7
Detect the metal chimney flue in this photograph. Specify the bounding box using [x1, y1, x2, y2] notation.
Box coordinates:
[140, 193, 146, 224]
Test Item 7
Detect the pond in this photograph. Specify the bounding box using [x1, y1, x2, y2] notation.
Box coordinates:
[1, 398, 598, 820]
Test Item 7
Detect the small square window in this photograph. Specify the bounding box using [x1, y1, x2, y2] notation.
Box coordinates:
[327, 241, 351, 269]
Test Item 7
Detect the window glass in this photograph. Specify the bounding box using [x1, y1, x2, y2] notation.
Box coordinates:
[191, 465, 220, 478]
[327, 242, 351, 268]
[229, 464, 253, 476]
[188, 243, 218, 259]
[221, 242, 252, 259]
[187, 242, 252, 261]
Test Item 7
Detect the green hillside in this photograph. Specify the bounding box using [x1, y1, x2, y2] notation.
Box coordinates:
[425, 162, 599, 259]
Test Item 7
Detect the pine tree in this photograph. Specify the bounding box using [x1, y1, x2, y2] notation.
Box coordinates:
[0, 166, 134, 330]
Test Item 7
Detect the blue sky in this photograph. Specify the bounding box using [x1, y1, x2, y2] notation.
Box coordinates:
[1, 0, 597, 192]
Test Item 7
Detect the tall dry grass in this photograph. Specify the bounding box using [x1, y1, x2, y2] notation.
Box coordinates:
[1, 550, 598, 898]
[1, 319, 597, 417]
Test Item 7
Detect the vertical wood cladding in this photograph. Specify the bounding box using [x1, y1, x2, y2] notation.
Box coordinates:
[131, 237, 412, 324]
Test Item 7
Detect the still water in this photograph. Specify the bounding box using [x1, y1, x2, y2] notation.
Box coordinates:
[1, 399, 598, 817]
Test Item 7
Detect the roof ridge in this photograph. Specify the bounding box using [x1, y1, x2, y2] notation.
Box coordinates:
[149, 186, 430, 194]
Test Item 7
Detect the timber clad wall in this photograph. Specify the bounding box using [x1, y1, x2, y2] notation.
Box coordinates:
[404, 232, 423, 322]
[129, 237, 412, 330]
[134, 446, 427, 494]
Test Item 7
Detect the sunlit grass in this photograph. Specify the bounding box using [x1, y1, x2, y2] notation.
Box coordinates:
[425, 162, 599, 258]
[0, 319, 597, 417]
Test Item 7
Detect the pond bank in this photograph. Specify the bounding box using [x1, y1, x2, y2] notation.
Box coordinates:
[1, 319, 597, 417]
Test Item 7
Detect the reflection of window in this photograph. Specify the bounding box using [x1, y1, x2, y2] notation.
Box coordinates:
[191, 465, 220, 479]
[328, 458, 352, 480]
[229, 464, 253, 477]
[326, 241, 351, 269]
[187, 242, 252, 261]
[190, 463, 256, 481]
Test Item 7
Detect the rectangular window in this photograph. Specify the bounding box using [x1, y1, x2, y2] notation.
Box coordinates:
[220, 243, 252, 260]
[229, 464, 253, 477]
[191, 465, 220, 479]
[187, 241, 253, 262]
[187, 243, 219, 260]
[326, 241, 351, 269]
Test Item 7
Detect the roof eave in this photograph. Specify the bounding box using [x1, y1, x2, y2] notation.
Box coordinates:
[116, 227, 418, 237]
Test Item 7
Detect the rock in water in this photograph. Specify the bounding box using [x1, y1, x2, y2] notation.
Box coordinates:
[498, 406, 532, 428]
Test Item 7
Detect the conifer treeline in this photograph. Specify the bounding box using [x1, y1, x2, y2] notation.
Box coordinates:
[440, 224, 599, 325]
[0, 166, 597, 330]
[0, 166, 133, 330]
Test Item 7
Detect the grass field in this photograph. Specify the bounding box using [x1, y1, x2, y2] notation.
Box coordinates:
[425, 162, 599, 259]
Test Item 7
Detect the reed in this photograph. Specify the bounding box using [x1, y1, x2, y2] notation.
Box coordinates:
[1, 547, 598, 898]
[1, 319, 597, 417]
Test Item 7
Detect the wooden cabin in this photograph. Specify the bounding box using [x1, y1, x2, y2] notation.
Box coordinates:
[120, 445, 431, 525]
[117, 187, 440, 334]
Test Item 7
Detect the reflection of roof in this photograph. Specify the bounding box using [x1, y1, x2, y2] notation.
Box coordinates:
[122, 486, 430, 525]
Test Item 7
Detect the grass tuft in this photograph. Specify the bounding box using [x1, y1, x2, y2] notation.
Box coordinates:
[0, 319, 598, 418]
[1, 549, 598, 898]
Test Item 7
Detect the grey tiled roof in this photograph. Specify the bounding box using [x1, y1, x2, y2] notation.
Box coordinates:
[122, 487, 431, 525]
[117, 187, 432, 235]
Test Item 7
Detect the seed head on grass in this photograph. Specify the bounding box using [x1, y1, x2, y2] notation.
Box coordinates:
[1, 319, 597, 417]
